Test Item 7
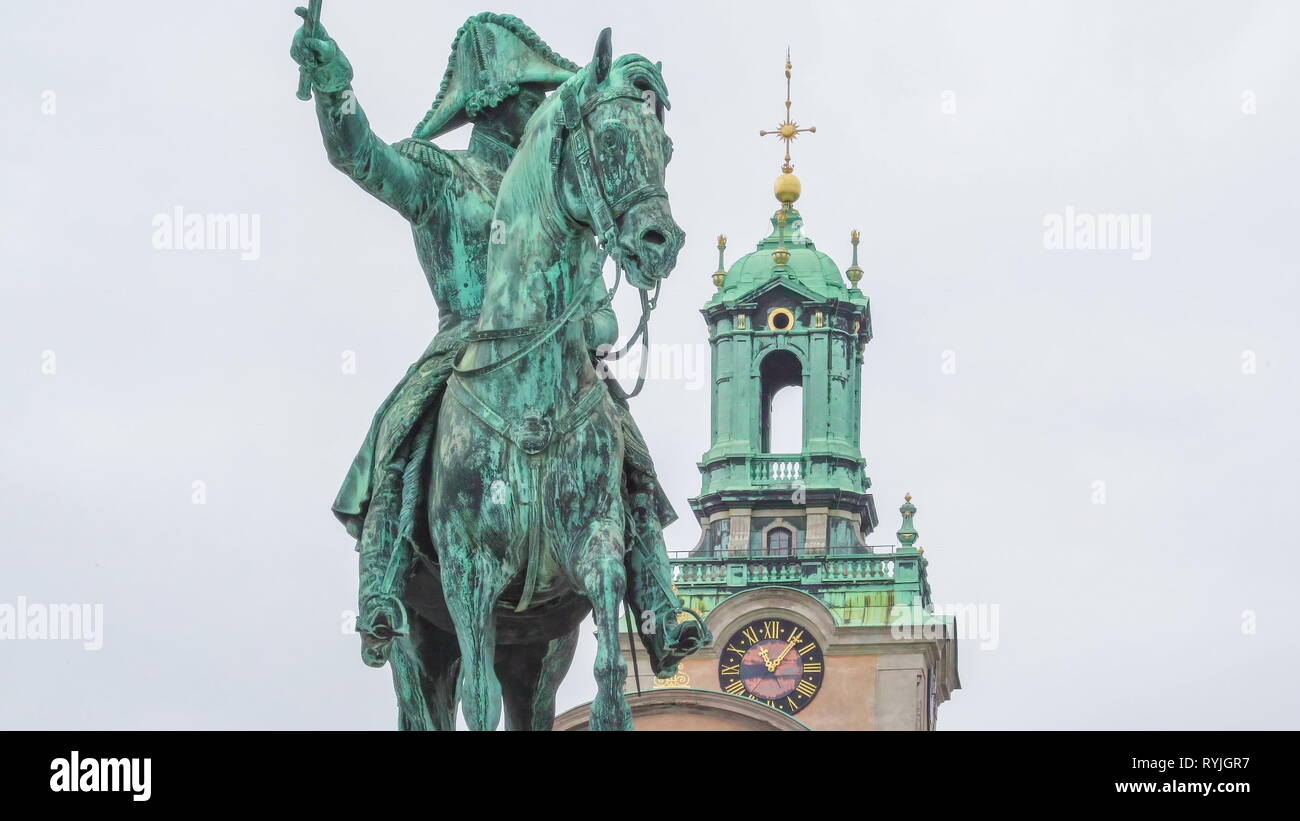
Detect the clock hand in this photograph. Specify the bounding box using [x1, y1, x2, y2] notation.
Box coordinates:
[773, 639, 798, 669]
[758, 646, 777, 672]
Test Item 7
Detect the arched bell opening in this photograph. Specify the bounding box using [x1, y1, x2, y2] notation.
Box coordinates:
[760, 349, 803, 454]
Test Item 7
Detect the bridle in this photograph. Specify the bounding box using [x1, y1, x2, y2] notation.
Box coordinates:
[453, 77, 668, 398]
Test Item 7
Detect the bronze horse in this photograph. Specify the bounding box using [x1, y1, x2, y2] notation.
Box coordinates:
[418, 30, 685, 731]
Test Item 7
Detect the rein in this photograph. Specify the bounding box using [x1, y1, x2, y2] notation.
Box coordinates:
[452, 81, 665, 398]
[452, 260, 604, 379]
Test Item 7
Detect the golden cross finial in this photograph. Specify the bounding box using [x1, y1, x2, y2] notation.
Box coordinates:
[758, 49, 816, 173]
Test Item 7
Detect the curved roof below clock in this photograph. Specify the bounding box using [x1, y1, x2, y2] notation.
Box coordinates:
[705, 586, 838, 647]
[552, 688, 810, 731]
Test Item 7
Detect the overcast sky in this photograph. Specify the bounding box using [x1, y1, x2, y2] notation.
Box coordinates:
[2, 0, 1297, 730]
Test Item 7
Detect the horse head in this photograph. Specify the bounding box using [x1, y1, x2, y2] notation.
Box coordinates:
[555, 29, 684, 290]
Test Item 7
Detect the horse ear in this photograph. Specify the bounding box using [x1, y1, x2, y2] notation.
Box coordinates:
[591, 27, 613, 86]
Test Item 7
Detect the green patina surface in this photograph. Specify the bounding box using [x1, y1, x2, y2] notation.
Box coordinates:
[708, 207, 871, 305]
[293, 6, 706, 731]
[676, 65, 949, 631]
[692, 206, 874, 513]
[674, 500, 937, 627]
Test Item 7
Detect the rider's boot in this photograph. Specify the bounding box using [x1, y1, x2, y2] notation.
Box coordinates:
[356, 462, 412, 668]
[623, 487, 711, 677]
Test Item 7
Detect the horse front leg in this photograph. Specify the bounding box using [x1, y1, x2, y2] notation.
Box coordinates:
[577, 520, 633, 731]
[439, 548, 509, 731]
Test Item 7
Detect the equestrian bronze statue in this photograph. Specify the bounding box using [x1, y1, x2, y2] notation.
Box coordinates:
[291, 7, 707, 730]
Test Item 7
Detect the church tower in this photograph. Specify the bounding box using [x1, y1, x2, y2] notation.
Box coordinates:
[556, 54, 959, 732]
[688, 128, 876, 557]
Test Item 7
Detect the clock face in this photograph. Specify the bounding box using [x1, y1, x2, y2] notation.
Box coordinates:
[717, 617, 824, 715]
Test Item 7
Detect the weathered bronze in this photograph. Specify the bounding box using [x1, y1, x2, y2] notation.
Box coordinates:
[291, 7, 706, 730]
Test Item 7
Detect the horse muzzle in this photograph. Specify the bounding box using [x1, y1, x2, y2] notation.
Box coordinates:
[616, 197, 684, 290]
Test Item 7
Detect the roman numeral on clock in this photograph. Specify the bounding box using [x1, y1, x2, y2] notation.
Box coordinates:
[795, 679, 818, 698]
[724, 679, 746, 696]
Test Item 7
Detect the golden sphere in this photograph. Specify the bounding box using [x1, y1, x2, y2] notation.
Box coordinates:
[774, 171, 801, 204]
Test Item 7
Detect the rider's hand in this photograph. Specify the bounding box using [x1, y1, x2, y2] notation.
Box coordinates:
[290, 7, 353, 93]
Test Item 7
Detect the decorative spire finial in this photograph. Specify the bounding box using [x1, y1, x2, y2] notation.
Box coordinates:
[759, 49, 817, 175]
[773, 210, 791, 267]
[712, 235, 728, 289]
[759, 49, 816, 205]
[845, 229, 863, 288]
[897, 493, 918, 551]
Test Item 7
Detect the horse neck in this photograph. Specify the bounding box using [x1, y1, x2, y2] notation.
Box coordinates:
[479, 109, 584, 332]
[469, 107, 598, 404]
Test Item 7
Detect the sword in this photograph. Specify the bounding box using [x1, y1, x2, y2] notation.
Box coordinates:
[295, 1, 324, 101]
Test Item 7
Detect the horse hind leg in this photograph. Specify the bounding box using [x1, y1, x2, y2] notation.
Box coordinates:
[491, 628, 579, 732]
[407, 613, 461, 731]
[577, 523, 634, 731]
[495, 626, 580, 731]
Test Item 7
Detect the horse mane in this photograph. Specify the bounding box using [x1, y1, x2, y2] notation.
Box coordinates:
[495, 73, 583, 239]
[497, 52, 671, 238]
[608, 54, 670, 112]
[524, 53, 671, 132]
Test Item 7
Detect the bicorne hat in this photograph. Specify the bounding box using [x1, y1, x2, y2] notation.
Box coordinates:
[412, 12, 579, 140]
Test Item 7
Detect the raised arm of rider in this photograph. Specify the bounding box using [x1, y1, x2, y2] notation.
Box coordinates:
[291, 15, 441, 224]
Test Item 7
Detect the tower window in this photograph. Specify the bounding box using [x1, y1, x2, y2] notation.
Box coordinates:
[760, 349, 803, 453]
[767, 526, 793, 556]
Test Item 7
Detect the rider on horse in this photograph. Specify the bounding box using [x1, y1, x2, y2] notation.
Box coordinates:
[291, 11, 699, 680]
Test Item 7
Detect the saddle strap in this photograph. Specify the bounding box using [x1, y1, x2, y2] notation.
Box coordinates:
[467, 325, 542, 342]
[514, 454, 545, 613]
[445, 374, 609, 454]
